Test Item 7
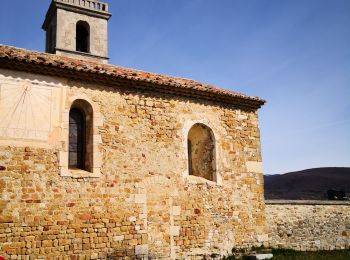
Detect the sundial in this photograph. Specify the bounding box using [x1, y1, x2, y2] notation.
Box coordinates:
[0, 81, 53, 141]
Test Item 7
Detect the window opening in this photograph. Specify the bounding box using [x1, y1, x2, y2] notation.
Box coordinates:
[69, 108, 86, 169]
[188, 123, 216, 181]
[76, 21, 90, 53]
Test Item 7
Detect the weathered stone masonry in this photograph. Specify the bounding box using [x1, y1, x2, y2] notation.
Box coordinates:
[0, 45, 266, 259]
[266, 200, 350, 251]
[3, 0, 349, 259]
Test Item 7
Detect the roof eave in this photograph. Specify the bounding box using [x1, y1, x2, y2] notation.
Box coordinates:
[0, 46, 266, 110]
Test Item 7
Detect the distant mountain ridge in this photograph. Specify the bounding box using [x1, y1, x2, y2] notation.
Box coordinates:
[264, 167, 350, 200]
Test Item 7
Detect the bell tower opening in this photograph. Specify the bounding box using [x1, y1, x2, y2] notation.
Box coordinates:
[76, 21, 90, 53]
[42, 0, 112, 63]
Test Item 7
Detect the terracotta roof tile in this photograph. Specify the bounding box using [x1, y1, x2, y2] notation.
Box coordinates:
[0, 44, 265, 109]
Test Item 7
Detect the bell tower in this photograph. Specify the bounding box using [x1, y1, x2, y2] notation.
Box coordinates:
[42, 0, 112, 64]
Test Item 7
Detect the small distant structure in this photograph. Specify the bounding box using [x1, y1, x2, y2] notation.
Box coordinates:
[327, 189, 347, 200]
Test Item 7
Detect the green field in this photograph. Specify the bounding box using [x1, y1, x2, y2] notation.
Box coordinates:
[269, 249, 350, 260]
[222, 249, 350, 260]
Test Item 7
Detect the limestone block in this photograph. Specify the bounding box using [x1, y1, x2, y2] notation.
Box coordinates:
[58, 151, 68, 167]
[170, 226, 180, 236]
[94, 116, 104, 127]
[90, 169, 101, 178]
[93, 135, 103, 144]
[172, 206, 181, 216]
[113, 235, 124, 242]
[139, 213, 147, 219]
[93, 152, 102, 168]
[59, 167, 71, 177]
[237, 114, 248, 121]
[255, 254, 273, 260]
[135, 194, 146, 204]
[246, 161, 263, 173]
[135, 245, 148, 255]
[257, 234, 268, 243]
[128, 216, 137, 222]
[62, 111, 70, 124]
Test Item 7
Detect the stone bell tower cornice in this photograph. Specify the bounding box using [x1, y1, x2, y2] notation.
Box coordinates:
[42, 0, 112, 63]
[43, 0, 112, 30]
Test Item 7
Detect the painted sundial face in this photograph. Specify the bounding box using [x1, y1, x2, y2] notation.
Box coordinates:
[0, 81, 53, 141]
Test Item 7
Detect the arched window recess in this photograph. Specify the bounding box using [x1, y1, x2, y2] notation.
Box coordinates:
[187, 123, 216, 182]
[68, 99, 93, 172]
[76, 21, 90, 53]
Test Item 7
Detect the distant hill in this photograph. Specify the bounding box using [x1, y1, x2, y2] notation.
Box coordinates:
[264, 167, 350, 200]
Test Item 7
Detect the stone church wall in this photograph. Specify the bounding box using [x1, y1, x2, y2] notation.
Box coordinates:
[266, 200, 350, 251]
[0, 69, 266, 259]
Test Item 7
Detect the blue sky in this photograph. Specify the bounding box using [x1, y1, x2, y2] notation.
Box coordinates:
[0, 0, 349, 174]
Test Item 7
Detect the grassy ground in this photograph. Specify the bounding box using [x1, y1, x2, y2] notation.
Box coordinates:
[222, 249, 350, 260]
[270, 249, 350, 260]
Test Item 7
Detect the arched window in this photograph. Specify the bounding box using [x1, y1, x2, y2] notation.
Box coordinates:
[69, 108, 85, 169]
[69, 100, 93, 171]
[188, 123, 216, 182]
[76, 21, 90, 53]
